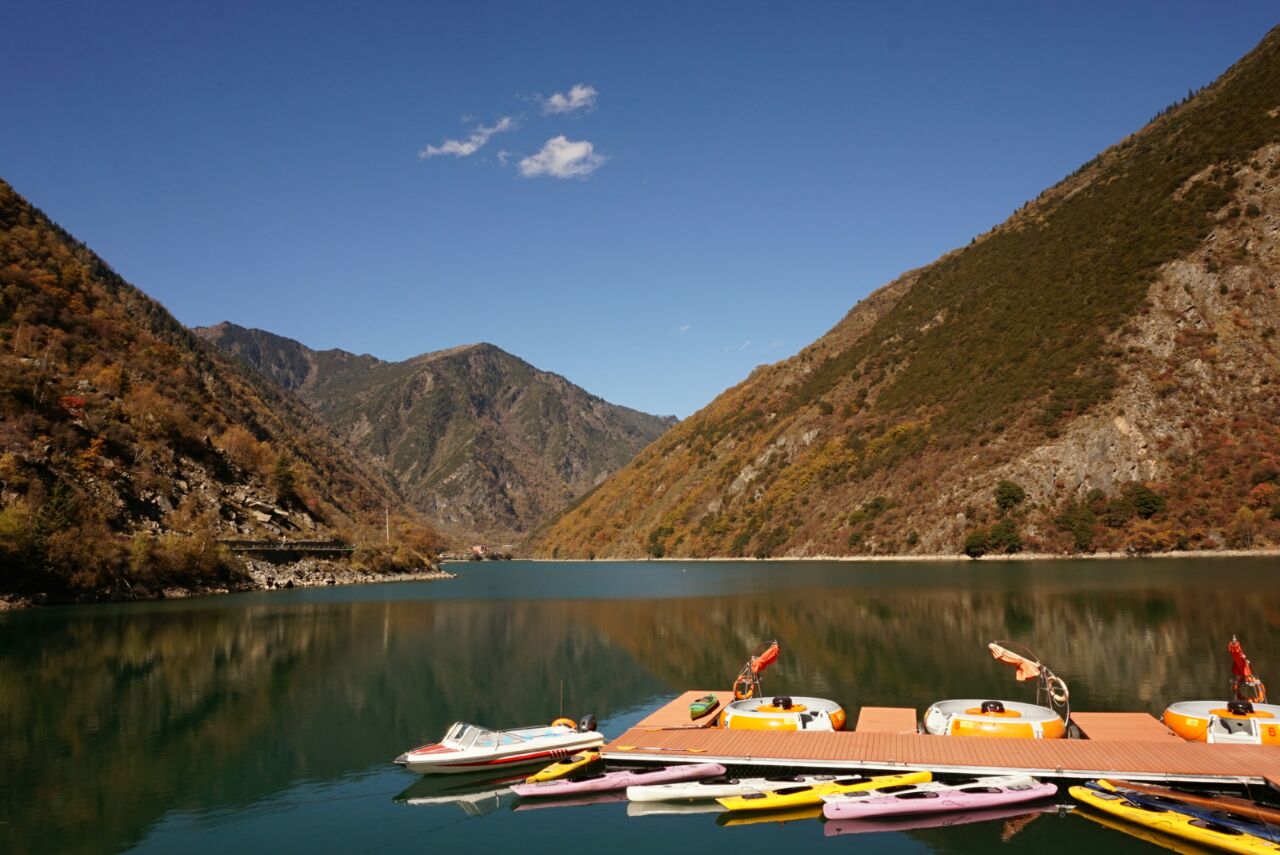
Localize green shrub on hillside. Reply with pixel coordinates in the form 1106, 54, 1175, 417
782, 33, 1280, 441
1127, 483, 1167, 519
994, 480, 1026, 513
963, 528, 989, 559
988, 518, 1023, 554
1054, 500, 1097, 552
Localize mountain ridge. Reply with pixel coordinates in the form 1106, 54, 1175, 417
535, 24, 1280, 560
196, 322, 677, 543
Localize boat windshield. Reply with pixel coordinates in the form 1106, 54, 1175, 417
441, 722, 519, 749
442, 723, 496, 749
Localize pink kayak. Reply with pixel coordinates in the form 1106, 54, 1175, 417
511, 762, 726, 798
822, 776, 1057, 820
825, 802, 1062, 836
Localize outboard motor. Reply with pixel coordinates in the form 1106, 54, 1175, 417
577, 713, 598, 733
1227, 700, 1254, 716
772, 696, 794, 710
980, 700, 1006, 714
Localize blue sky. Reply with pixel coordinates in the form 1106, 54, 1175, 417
2, 2, 1277, 417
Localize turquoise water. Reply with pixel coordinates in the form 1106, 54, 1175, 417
3, 557, 1279, 853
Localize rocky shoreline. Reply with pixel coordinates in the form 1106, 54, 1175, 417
527, 547, 1280, 562
240, 558, 456, 590
0, 558, 456, 611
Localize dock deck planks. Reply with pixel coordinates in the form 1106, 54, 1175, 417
1070, 712, 1182, 742
855, 706, 918, 734
604, 692, 1280, 785
633, 690, 735, 729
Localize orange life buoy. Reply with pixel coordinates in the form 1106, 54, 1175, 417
733, 678, 754, 700
550, 717, 576, 729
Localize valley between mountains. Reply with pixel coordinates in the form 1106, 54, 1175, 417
195, 323, 675, 544
4, 27, 1280, 606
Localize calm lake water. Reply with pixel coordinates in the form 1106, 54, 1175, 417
3, 557, 1279, 854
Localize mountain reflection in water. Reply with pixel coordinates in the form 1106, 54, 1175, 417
2, 557, 1276, 853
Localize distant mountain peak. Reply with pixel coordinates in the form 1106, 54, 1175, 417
199, 323, 676, 543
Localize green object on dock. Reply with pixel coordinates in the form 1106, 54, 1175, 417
689, 694, 720, 720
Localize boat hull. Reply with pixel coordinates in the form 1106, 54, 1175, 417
1162, 700, 1280, 745
720, 696, 847, 731
716, 771, 931, 812
689, 694, 720, 720
922, 699, 1065, 739
525, 749, 602, 783
1071, 786, 1279, 855
395, 729, 604, 775
627, 774, 842, 803
1108, 779, 1280, 826
1094, 781, 1280, 844
822, 776, 1056, 820
825, 803, 1062, 837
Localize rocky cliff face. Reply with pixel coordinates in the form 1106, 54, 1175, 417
535, 25, 1280, 559
197, 325, 677, 543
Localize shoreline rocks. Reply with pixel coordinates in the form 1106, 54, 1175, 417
240, 558, 456, 590
0, 559, 456, 610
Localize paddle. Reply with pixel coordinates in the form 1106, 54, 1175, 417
613, 744, 708, 754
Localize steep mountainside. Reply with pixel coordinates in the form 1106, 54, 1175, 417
0, 180, 439, 598
536, 25, 1280, 559
197, 323, 676, 542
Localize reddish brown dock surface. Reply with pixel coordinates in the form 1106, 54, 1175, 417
1069, 711, 1182, 742
605, 693, 1280, 786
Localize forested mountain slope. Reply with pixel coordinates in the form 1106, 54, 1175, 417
197, 323, 676, 543
536, 25, 1280, 559
0, 180, 439, 599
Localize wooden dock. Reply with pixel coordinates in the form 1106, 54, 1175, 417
854, 706, 918, 734
1069, 711, 1182, 742
604, 693, 1280, 787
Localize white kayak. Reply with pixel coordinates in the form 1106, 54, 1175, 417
395, 720, 604, 775
627, 801, 726, 818
512, 762, 726, 798
627, 774, 845, 803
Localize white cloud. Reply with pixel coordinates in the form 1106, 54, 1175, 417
519, 136, 607, 179
419, 117, 515, 159
497, 149, 513, 166
678, 324, 691, 333
543, 83, 598, 114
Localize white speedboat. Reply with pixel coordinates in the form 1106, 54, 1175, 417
395, 719, 604, 775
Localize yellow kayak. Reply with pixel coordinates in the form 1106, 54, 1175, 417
716, 771, 931, 812
1070, 786, 1280, 855
1075, 806, 1221, 855
524, 750, 602, 783
717, 806, 822, 827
